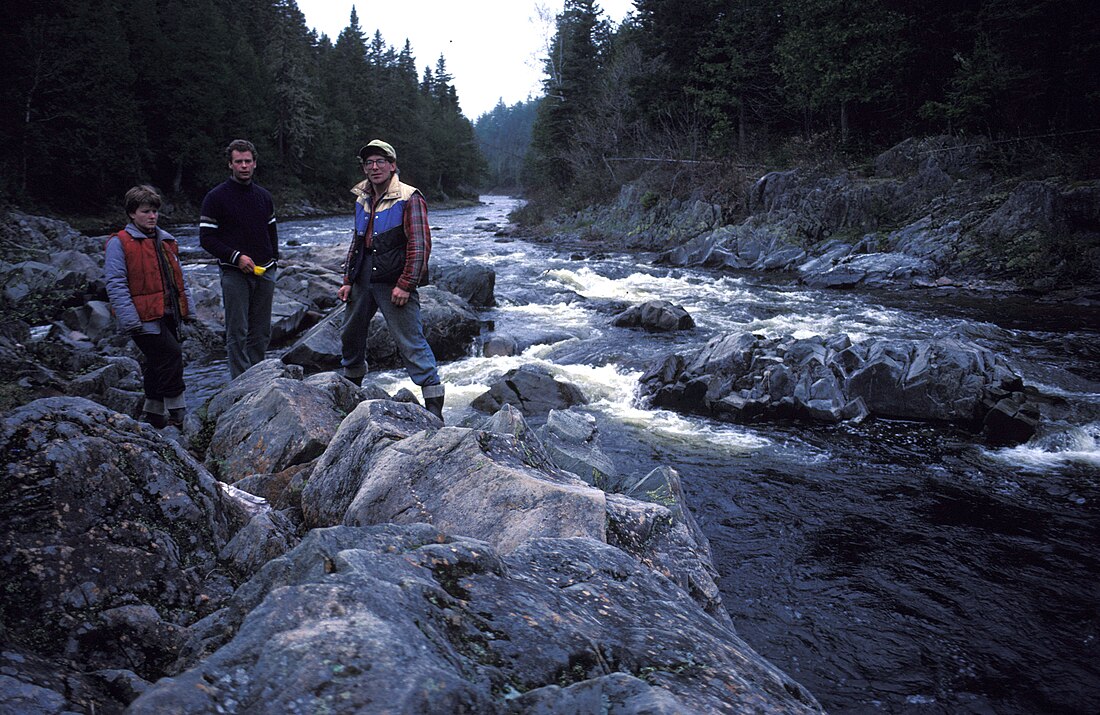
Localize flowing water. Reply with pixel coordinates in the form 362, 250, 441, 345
179, 196, 1100, 714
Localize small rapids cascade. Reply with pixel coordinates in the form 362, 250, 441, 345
174, 196, 1099, 714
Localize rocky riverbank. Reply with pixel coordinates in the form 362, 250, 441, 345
0, 209, 485, 412
0, 209, 827, 712
2, 143, 1094, 711
532, 135, 1100, 303
1, 366, 824, 713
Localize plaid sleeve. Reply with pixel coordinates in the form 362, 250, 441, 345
398, 193, 431, 291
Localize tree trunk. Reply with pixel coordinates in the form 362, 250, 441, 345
840, 101, 849, 143
739, 99, 746, 152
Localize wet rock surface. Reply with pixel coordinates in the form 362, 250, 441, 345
641, 332, 1045, 444
129, 525, 820, 715
1, 370, 818, 713
471, 364, 590, 419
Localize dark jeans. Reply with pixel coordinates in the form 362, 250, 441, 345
132, 317, 184, 402
340, 275, 440, 387
220, 266, 275, 379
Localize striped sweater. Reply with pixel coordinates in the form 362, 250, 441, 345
199, 179, 279, 268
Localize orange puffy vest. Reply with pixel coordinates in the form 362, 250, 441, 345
110, 229, 190, 322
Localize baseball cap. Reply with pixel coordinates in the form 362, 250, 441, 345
357, 140, 396, 162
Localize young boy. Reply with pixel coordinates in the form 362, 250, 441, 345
104, 185, 193, 428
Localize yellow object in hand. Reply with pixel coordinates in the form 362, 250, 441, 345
253, 265, 266, 276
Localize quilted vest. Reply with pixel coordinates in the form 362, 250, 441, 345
109, 229, 190, 321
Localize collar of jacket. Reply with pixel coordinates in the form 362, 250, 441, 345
123, 223, 174, 242
351, 173, 401, 204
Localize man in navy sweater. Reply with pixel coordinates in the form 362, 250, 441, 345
199, 139, 279, 379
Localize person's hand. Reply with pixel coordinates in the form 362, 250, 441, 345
391, 286, 410, 306
237, 254, 256, 273
337, 284, 351, 302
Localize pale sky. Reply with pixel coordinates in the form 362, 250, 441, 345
296, 1, 636, 120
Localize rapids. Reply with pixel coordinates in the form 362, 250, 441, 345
178, 195, 1100, 714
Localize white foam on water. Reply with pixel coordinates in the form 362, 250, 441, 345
542, 266, 754, 305
541, 266, 654, 300
617, 406, 775, 453
374, 356, 773, 455
548, 362, 774, 453
983, 422, 1100, 470
494, 302, 593, 331
1024, 380, 1100, 401
857, 306, 908, 327
477, 248, 543, 266
740, 315, 857, 340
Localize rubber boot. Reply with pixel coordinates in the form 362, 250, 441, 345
422, 384, 445, 423
424, 396, 444, 422
142, 411, 168, 429
143, 398, 167, 429
166, 394, 186, 428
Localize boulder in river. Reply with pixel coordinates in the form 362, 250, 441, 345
306, 399, 729, 625
533, 408, 618, 486
611, 299, 696, 331
205, 363, 367, 482
471, 363, 589, 418
799, 252, 937, 289
641, 332, 1043, 444
482, 333, 519, 357
67, 354, 145, 417
0, 354, 822, 715
301, 398, 440, 528
281, 286, 481, 372
433, 259, 496, 307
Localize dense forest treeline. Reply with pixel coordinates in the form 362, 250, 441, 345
2, 0, 1098, 223
0, 0, 485, 219
505, 0, 1100, 215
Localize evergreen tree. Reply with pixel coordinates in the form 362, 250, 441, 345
919, 0, 1100, 135
476, 99, 539, 190
419, 55, 485, 197
315, 7, 371, 191
775, 0, 908, 140
390, 40, 431, 178
629, 0, 721, 129
686, 0, 784, 153
8, 0, 1095, 217
4, 0, 146, 206
527, 0, 609, 200
138, 0, 236, 196
265, 0, 321, 166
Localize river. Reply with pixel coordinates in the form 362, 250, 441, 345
179, 195, 1100, 714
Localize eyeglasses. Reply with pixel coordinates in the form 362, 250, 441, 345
360, 158, 391, 167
